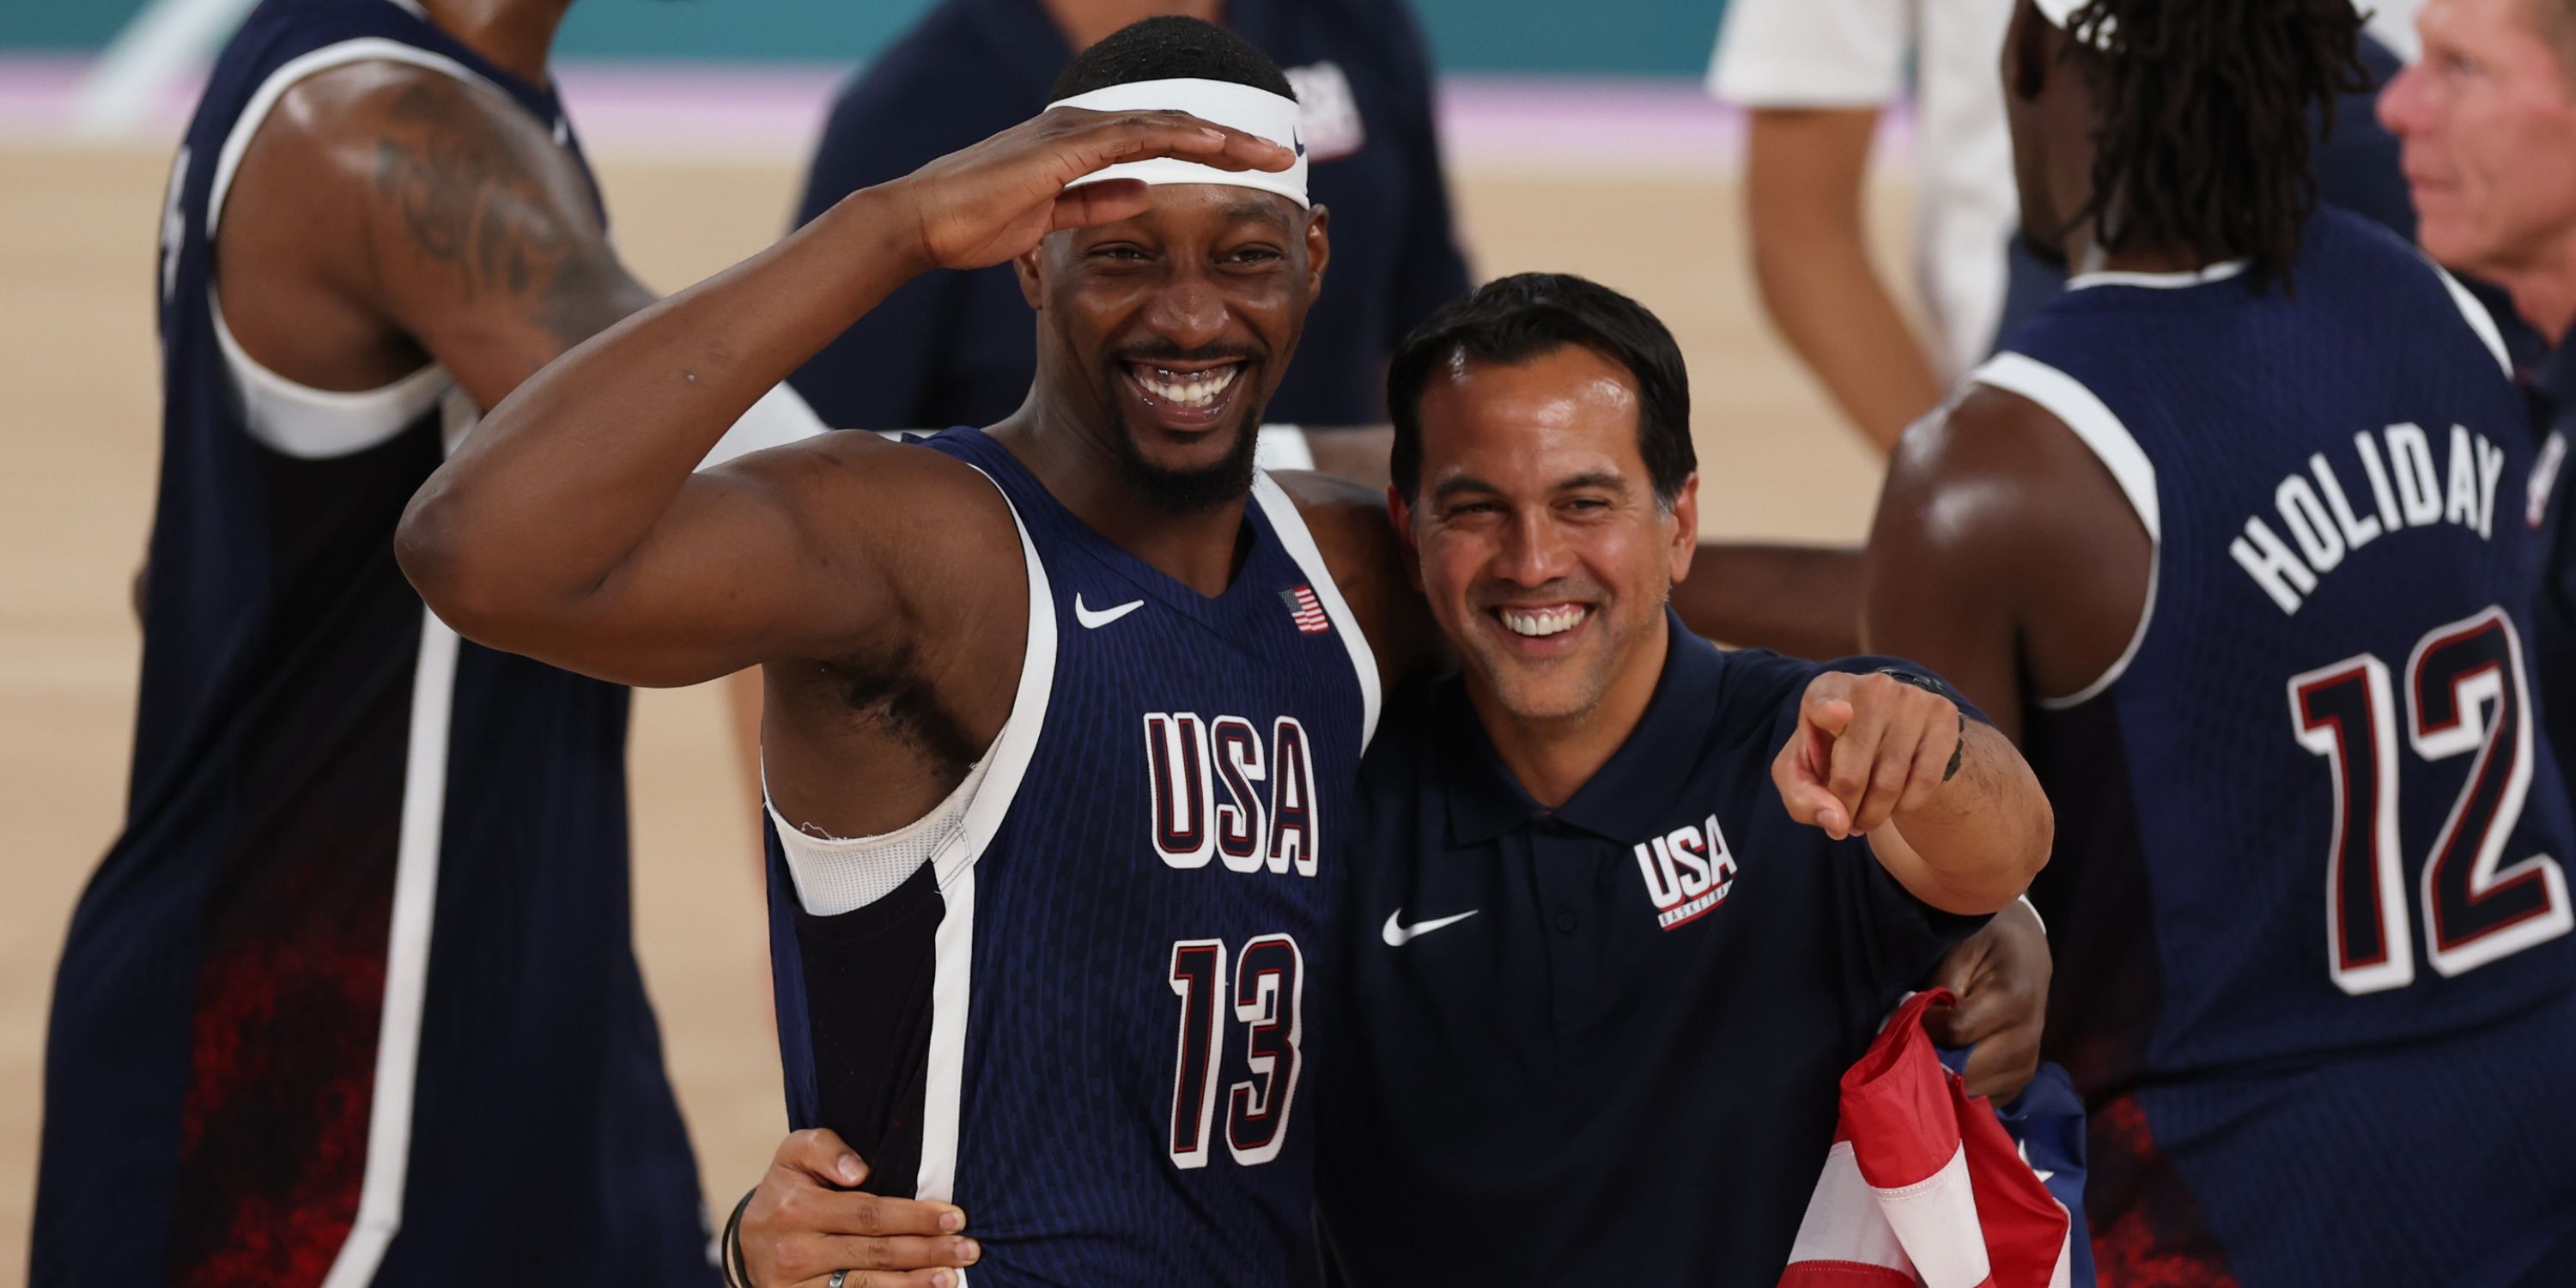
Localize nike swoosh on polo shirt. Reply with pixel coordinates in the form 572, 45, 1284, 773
1382, 908, 1479, 946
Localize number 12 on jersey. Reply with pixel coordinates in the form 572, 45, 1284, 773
1167, 933, 1304, 1169
2288, 606, 2573, 994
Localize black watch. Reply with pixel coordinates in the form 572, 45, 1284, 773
1871, 666, 1948, 697
1873, 667, 1966, 781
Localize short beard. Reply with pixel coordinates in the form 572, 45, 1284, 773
1110, 413, 1265, 515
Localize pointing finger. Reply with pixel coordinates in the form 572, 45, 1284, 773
1774, 737, 1851, 837
1826, 695, 1890, 824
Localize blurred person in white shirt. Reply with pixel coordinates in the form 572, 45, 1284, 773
1708, 0, 2433, 453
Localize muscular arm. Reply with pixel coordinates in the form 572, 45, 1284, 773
394, 106, 1292, 688
221, 64, 658, 410
1744, 108, 1947, 453
394, 175, 997, 688
223, 64, 827, 824
1856, 386, 2151, 744
1672, 540, 1865, 659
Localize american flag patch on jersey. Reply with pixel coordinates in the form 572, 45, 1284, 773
1280, 584, 1331, 634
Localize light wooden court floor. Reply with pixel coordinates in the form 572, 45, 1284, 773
0, 142, 1906, 1273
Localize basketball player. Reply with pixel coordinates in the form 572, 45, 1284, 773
1848, 0, 2576, 1282
399, 21, 1410, 1285
396, 20, 2057, 1285
788, 0, 1469, 487
31, 0, 841, 1283
1711, 0, 2438, 454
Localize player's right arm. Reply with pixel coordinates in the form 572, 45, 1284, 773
1710, 0, 1943, 454
1742, 107, 1947, 453
394, 107, 1295, 685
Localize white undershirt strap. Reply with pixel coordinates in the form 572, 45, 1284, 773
769, 460, 1058, 915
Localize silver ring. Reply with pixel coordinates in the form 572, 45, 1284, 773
829, 1273, 849, 1288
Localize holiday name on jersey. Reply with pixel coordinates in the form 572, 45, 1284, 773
2230, 422, 2508, 614
1145, 713, 1321, 875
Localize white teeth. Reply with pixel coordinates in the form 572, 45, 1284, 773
1133, 365, 1239, 410
1499, 605, 1587, 637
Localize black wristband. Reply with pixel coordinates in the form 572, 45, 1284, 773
1871, 666, 1949, 698
723, 1188, 757, 1288
1874, 668, 1966, 781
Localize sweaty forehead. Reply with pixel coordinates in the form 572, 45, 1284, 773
1419, 347, 1647, 481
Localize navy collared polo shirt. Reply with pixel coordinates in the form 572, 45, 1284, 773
1315, 613, 1987, 1285
787, 0, 1471, 433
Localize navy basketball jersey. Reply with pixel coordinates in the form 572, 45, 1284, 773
1984, 207, 2576, 1287
34, 3, 708, 1285
762, 428, 1377, 1286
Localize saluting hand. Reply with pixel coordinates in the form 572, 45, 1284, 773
887, 107, 1294, 272
737, 1129, 979, 1288
1772, 671, 1965, 841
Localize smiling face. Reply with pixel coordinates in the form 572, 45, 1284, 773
2381, 0, 2576, 289
1023, 184, 1328, 513
1396, 343, 1698, 726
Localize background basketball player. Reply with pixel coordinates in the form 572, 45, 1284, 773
1850, 0, 2576, 1281
31, 0, 846, 1282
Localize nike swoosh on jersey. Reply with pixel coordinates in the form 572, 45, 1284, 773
1382, 908, 1479, 946
1074, 594, 1145, 629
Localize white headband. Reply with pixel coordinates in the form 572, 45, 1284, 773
2032, 0, 2116, 49
1045, 76, 1309, 210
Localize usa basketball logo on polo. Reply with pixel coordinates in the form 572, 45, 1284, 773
1633, 813, 1739, 930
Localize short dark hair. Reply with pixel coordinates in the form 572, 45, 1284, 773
1049, 16, 1296, 101
1388, 273, 1695, 507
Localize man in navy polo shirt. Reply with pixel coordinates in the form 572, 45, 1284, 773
1315, 273, 2057, 1285
788, 0, 1469, 480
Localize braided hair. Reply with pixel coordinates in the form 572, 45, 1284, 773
2063, 0, 2370, 286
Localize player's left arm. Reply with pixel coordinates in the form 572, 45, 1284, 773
1835, 386, 2145, 1094
349, 70, 829, 459
1672, 540, 1866, 659
1771, 667, 2051, 914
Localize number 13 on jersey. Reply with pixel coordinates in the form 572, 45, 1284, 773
2288, 605, 2574, 994
1166, 933, 1304, 1169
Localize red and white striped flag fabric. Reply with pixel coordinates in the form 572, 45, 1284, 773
1281, 584, 1331, 634
1779, 988, 2074, 1288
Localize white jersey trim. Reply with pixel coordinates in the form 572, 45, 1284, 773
917, 863, 975, 1224
2065, 258, 2249, 292
203, 38, 508, 459
766, 462, 1056, 910
2431, 264, 2516, 380
1968, 352, 2161, 710
208, 300, 449, 459
1249, 469, 1383, 748
318, 609, 459, 1288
